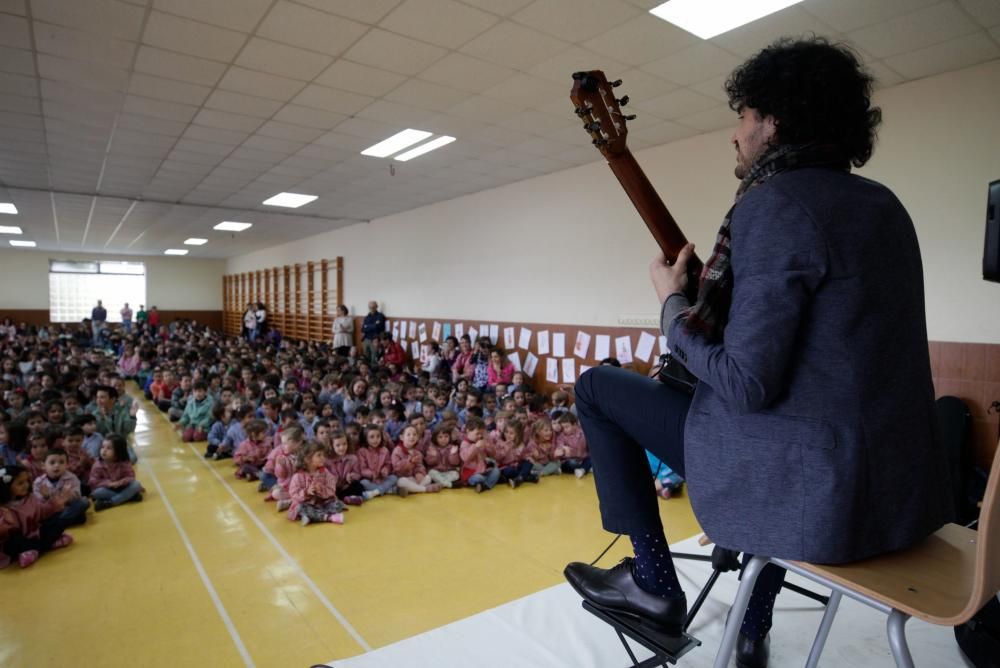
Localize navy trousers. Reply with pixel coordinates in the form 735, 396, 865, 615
575, 366, 785, 633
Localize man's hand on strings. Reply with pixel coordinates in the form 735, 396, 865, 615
649, 243, 695, 303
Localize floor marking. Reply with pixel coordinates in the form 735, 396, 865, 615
143, 459, 256, 667
184, 442, 372, 653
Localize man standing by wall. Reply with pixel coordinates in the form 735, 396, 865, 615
90, 300, 107, 346
361, 301, 386, 364
120, 302, 133, 334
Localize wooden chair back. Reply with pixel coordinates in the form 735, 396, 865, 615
966, 440, 1000, 621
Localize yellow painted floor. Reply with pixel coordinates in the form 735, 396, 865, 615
1, 395, 702, 668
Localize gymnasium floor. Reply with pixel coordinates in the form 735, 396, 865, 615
0, 394, 701, 668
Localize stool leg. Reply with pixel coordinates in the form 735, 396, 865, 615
804, 589, 841, 668
712, 555, 768, 668
886, 609, 915, 668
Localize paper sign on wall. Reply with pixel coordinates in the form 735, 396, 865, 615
553, 332, 566, 357
489, 324, 499, 345
432, 322, 442, 342
580, 364, 592, 375
561, 358, 576, 383
418, 323, 428, 342
480, 324, 489, 341
545, 358, 559, 383
503, 327, 515, 350
659, 335, 668, 356
615, 335, 634, 364
409, 321, 417, 339
469, 327, 478, 342
443, 323, 452, 339
455, 323, 464, 339
524, 353, 538, 377
519, 327, 532, 350
635, 331, 656, 362
385, 320, 391, 332
574, 331, 592, 359
392, 323, 399, 341
420, 344, 429, 365
595, 335, 611, 360
411, 341, 420, 359
509, 351, 522, 372
537, 330, 550, 356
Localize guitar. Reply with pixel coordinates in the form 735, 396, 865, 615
571, 70, 701, 393
569, 70, 703, 301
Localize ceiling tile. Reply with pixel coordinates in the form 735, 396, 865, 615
35, 22, 137, 67
512, 0, 640, 42
0, 0, 25, 16
193, 108, 265, 133
235, 37, 334, 81
633, 87, 718, 119
0, 71, 36, 98
0, 13, 30, 50
457, 0, 533, 15
272, 104, 347, 130
33, 0, 145, 40
134, 46, 226, 87
142, 10, 248, 62
480, 72, 563, 107
354, 99, 436, 126
217, 67, 306, 102
257, 1, 369, 57
865, 60, 905, 89
495, 109, 575, 137
173, 137, 234, 157
418, 52, 515, 94
448, 94, 526, 124
343, 28, 448, 75
123, 94, 199, 123
292, 0, 402, 24
641, 42, 744, 87
629, 118, 699, 145
689, 74, 729, 103
37, 54, 129, 92
848, 2, 981, 59
583, 13, 697, 66
883, 31, 1000, 80
182, 124, 248, 146
0, 45, 34, 75
333, 116, 402, 140
800, 0, 940, 33
709, 7, 840, 57
128, 72, 211, 106
255, 120, 325, 143
380, 0, 498, 49
204, 89, 284, 119
152, 0, 272, 32
383, 79, 470, 112
242, 135, 306, 154
460, 21, 570, 70
315, 60, 407, 97
675, 104, 736, 133
959, 0, 1000, 27
292, 84, 375, 115
0, 94, 38, 114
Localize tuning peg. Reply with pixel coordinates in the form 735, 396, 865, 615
624, 114, 636, 121
587, 121, 601, 132
618, 95, 629, 106
611, 79, 622, 88
592, 138, 607, 147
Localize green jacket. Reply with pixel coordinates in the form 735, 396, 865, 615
92, 404, 136, 436
180, 396, 215, 430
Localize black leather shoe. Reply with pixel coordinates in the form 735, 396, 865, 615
736, 631, 769, 668
564, 557, 686, 634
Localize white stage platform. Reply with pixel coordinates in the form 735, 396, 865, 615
326, 536, 969, 667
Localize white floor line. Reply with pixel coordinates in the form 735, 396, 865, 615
143, 460, 256, 668
184, 442, 373, 653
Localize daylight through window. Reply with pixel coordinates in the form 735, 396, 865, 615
49, 260, 147, 323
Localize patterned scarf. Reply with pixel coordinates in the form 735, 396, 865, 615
682, 143, 848, 341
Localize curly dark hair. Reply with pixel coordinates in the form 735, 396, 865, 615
725, 36, 881, 168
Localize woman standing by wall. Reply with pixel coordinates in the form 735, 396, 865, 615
332, 305, 353, 357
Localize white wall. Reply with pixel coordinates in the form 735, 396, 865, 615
0, 249, 225, 310
228, 59, 1000, 343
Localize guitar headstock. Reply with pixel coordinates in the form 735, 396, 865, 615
570, 70, 635, 159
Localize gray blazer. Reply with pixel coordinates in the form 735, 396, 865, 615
668, 168, 952, 564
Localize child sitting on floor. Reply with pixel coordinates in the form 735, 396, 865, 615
0, 464, 75, 569
262, 426, 303, 510
526, 417, 561, 478
391, 425, 442, 496
553, 413, 591, 478
234, 419, 270, 481
424, 425, 460, 489
33, 448, 89, 525
89, 434, 143, 511
177, 380, 214, 442
288, 441, 345, 526
358, 425, 397, 500
326, 430, 363, 505
460, 417, 500, 493
204, 403, 231, 458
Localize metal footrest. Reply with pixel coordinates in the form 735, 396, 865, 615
582, 600, 701, 667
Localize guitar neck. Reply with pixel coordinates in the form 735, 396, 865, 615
606, 149, 704, 279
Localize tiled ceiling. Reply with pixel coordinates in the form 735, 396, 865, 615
0, 0, 997, 258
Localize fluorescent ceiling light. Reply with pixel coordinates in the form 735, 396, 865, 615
0, 225, 22, 234
163, 249, 188, 255
214, 221, 253, 232
0, 203, 17, 214
262, 192, 318, 208
394, 136, 457, 162
184, 238, 208, 245
649, 0, 805, 39
9, 240, 35, 247
361, 129, 433, 158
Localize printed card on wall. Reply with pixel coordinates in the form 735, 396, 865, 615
480, 324, 489, 341
418, 323, 428, 342
503, 327, 515, 350
538, 330, 550, 355
553, 332, 566, 357
635, 331, 656, 362
524, 353, 539, 377
615, 335, 634, 364
574, 331, 592, 359
545, 358, 559, 383
580, 364, 592, 375
509, 351, 522, 372
561, 358, 576, 383
409, 321, 417, 339
519, 327, 532, 350
455, 323, 464, 338
489, 324, 499, 345
411, 341, 420, 359
392, 323, 399, 341
443, 323, 452, 339
659, 336, 669, 355
385, 320, 391, 332
595, 334, 611, 360
469, 327, 478, 342
420, 344, 429, 365
432, 322, 442, 342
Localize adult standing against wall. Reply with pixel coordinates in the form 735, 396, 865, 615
120, 302, 133, 334
147, 306, 159, 330
135, 305, 147, 332
332, 305, 354, 356
255, 302, 267, 338
90, 300, 107, 346
243, 303, 258, 342
361, 301, 385, 364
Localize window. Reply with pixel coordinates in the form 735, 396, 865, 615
49, 260, 146, 323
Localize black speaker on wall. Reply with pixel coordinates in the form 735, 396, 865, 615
985, 180, 1000, 283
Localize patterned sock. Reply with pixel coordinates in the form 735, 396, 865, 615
629, 531, 683, 598
739, 561, 785, 640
